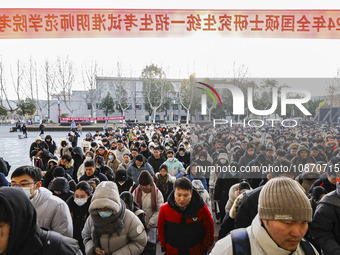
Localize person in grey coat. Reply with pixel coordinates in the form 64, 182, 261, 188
126, 154, 155, 184
11, 166, 73, 237
82, 181, 147, 255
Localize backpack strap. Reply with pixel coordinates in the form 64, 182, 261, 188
231, 228, 251, 255
300, 239, 316, 255
42, 230, 62, 255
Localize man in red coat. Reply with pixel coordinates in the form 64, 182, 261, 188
158, 177, 214, 254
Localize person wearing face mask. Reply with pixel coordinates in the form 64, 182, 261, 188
114, 169, 137, 194
10, 166, 73, 237
58, 139, 72, 158
82, 181, 147, 255
175, 146, 191, 169
163, 150, 185, 178
77, 151, 95, 181
95, 155, 114, 181
106, 150, 121, 175
133, 171, 164, 254
67, 181, 92, 254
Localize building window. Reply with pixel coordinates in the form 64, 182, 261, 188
136, 104, 142, 110
128, 105, 132, 110
145, 115, 149, 122
87, 103, 92, 110
173, 104, 178, 110
199, 115, 205, 120
155, 115, 160, 121
174, 115, 178, 121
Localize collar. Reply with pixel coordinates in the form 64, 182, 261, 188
250, 215, 301, 255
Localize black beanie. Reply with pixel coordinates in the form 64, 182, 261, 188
116, 170, 128, 182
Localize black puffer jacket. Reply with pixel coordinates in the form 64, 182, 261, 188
72, 147, 85, 182
311, 182, 340, 254
48, 177, 74, 202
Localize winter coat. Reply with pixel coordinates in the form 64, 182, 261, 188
79, 168, 109, 183
192, 180, 212, 214
29, 141, 49, 158
211, 214, 319, 255
311, 182, 340, 254
154, 172, 175, 201
147, 154, 166, 173
234, 185, 263, 229
238, 152, 256, 167
158, 189, 214, 255
114, 146, 131, 162
126, 158, 155, 184
175, 151, 191, 169
107, 153, 121, 175
132, 186, 164, 227
114, 177, 137, 194
72, 147, 85, 182
45, 135, 57, 155
58, 158, 75, 178
163, 158, 185, 178
58, 142, 72, 158
82, 182, 147, 255
291, 145, 317, 167
67, 195, 91, 254
31, 187, 73, 237
309, 177, 336, 194
97, 165, 115, 181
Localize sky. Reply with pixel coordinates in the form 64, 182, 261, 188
0, 1, 339, 99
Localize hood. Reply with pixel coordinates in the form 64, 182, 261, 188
35, 136, 42, 142
48, 177, 70, 193
0, 173, 8, 187
58, 158, 74, 169
47, 158, 58, 166
45, 135, 52, 141
0, 187, 43, 255
297, 145, 310, 156
288, 143, 300, 151
107, 150, 117, 160
198, 150, 208, 158
148, 142, 155, 150
72, 146, 84, 157
192, 179, 205, 191
89, 181, 121, 214
218, 152, 228, 160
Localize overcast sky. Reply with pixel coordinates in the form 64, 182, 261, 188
0, 0, 339, 99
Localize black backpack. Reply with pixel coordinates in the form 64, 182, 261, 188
39, 229, 83, 255
231, 228, 315, 255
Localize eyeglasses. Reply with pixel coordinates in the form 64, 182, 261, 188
11, 182, 35, 188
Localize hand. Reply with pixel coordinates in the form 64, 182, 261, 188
146, 224, 151, 232
95, 247, 107, 255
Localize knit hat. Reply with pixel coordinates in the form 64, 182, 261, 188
258, 177, 312, 222
115, 170, 128, 182
138, 170, 154, 186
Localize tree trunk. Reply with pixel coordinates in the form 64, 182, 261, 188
153, 108, 156, 123
186, 109, 190, 124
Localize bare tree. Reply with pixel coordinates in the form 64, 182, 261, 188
110, 63, 131, 121
11, 59, 24, 106
41, 59, 54, 120
178, 74, 196, 124
82, 61, 102, 119
53, 55, 76, 116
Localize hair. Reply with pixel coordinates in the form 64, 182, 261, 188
239, 180, 251, 191
90, 142, 97, 147
159, 164, 168, 172
135, 154, 144, 162
61, 154, 72, 162
123, 153, 131, 158
174, 177, 193, 191
131, 148, 139, 153
88, 178, 100, 186
12, 166, 42, 182
84, 160, 95, 168
52, 166, 65, 178
85, 151, 94, 158
153, 146, 160, 151
271, 159, 295, 178
75, 181, 92, 196
166, 150, 174, 155
120, 191, 134, 210
0, 203, 9, 223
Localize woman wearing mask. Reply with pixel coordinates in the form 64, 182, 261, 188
95, 155, 115, 181
133, 170, 164, 255
77, 151, 95, 181
67, 181, 92, 254
154, 164, 175, 201
82, 181, 147, 255
107, 151, 121, 175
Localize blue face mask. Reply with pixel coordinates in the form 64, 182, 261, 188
98, 210, 113, 218
230, 172, 237, 177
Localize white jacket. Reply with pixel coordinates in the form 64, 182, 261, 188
210, 215, 319, 255
133, 188, 164, 227
31, 187, 73, 237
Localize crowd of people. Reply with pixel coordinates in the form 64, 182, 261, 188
0, 122, 340, 254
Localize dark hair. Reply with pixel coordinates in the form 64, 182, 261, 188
174, 177, 193, 191
12, 166, 42, 182
84, 160, 95, 168
123, 153, 131, 158
135, 154, 144, 162
166, 150, 174, 155
85, 151, 94, 158
88, 178, 100, 186
75, 181, 92, 196
120, 191, 134, 210
131, 148, 139, 153
52, 166, 65, 178
239, 180, 251, 191
271, 159, 295, 178
311, 186, 327, 201
91, 142, 97, 147
0, 203, 9, 223
61, 154, 72, 162
153, 146, 160, 151
159, 164, 168, 172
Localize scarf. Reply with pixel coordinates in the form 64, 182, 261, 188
156, 174, 169, 195
135, 185, 158, 212
91, 200, 126, 249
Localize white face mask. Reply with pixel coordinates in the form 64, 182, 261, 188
165, 146, 170, 150
168, 157, 174, 161
220, 159, 227, 164
21, 187, 32, 199
86, 157, 92, 161
74, 198, 87, 207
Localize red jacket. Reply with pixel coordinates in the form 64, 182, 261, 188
158, 189, 214, 255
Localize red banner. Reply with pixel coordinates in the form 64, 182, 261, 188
61, 116, 125, 121
0, 9, 340, 39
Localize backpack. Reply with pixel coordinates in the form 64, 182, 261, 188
39, 228, 83, 255
230, 228, 315, 255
